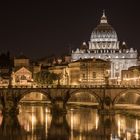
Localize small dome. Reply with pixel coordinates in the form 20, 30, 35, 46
90, 11, 118, 42
121, 41, 127, 49
80, 42, 88, 50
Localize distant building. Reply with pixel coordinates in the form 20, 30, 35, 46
38, 55, 71, 66
33, 64, 41, 74
12, 67, 33, 86
38, 56, 54, 66
14, 55, 30, 67
64, 55, 71, 64
12, 54, 33, 86
48, 64, 68, 85
48, 58, 110, 85
122, 66, 140, 85
71, 11, 138, 85
68, 58, 110, 85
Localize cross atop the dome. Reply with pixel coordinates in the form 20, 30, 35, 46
100, 10, 108, 24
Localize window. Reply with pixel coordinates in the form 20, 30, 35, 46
83, 74, 86, 79
125, 74, 128, 78
82, 63, 86, 67
93, 72, 96, 78
115, 72, 119, 77
21, 75, 26, 80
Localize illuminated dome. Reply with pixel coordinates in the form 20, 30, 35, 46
90, 11, 118, 42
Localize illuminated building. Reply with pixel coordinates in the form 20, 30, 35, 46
121, 66, 140, 85
12, 55, 33, 86
48, 58, 110, 85
68, 58, 110, 85
14, 55, 30, 67
49, 65, 68, 85
12, 67, 33, 86
71, 11, 138, 84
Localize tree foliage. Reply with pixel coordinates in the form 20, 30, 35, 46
34, 70, 60, 85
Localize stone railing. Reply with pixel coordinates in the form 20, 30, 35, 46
0, 84, 140, 89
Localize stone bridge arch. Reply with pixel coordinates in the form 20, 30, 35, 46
0, 88, 55, 114
65, 89, 102, 105
16, 89, 53, 105
112, 89, 140, 105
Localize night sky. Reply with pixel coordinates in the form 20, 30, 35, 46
0, 0, 140, 59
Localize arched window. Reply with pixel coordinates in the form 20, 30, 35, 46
21, 75, 26, 80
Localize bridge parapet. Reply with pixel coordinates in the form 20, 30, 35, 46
1, 84, 140, 89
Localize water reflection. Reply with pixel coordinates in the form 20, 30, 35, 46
67, 108, 98, 134
18, 105, 52, 140
115, 114, 140, 139
67, 108, 117, 140
0, 105, 140, 139
47, 114, 69, 140
0, 114, 22, 140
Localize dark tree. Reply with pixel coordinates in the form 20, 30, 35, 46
34, 70, 60, 85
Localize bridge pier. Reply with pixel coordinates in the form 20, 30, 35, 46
0, 114, 21, 138
51, 99, 66, 114
47, 113, 69, 139
3, 100, 19, 115
96, 114, 117, 138
2, 91, 19, 115
98, 96, 115, 115
98, 106, 115, 115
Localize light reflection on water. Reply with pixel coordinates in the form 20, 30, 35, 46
0, 106, 140, 140
18, 106, 52, 134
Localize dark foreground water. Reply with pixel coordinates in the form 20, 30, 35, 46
0, 105, 140, 140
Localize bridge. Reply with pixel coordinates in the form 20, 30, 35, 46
0, 85, 140, 114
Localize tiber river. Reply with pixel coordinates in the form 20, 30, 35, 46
0, 104, 140, 140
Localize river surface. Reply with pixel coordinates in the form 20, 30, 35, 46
0, 105, 140, 140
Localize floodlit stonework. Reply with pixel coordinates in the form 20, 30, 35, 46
122, 66, 140, 85
71, 11, 138, 85
68, 58, 110, 85
12, 67, 33, 86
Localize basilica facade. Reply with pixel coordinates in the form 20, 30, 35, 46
71, 12, 138, 84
